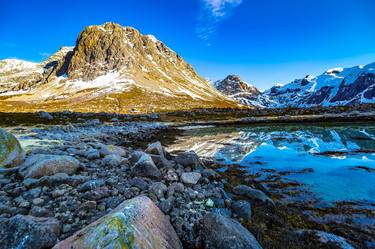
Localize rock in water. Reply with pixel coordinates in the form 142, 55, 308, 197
233, 185, 274, 205
0, 128, 25, 168
199, 213, 263, 249
0, 215, 61, 249
19, 154, 80, 179
53, 196, 182, 249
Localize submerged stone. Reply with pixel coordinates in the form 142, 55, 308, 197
53, 196, 182, 249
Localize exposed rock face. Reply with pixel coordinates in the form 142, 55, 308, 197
0, 215, 61, 249
0, 22, 238, 113
0, 128, 25, 168
19, 154, 80, 179
213, 75, 263, 107
53, 196, 182, 249
199, 213, 263, 249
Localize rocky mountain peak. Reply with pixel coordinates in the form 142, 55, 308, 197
215, 74, 260, 95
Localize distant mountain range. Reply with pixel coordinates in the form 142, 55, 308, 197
213, 62, 375, 108
0, 22, 238, 113
1, 22, 373, 113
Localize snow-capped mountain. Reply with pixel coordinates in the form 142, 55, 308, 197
0, 22, 238, 113
213, 75, 270, 107
264, 62, 375, 108
215, 62, 375, 108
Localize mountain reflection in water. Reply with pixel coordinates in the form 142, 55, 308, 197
168, 124, 375, 203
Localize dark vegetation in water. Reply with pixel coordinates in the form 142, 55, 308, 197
204, 162, 375, 249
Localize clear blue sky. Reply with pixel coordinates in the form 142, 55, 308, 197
1, 0, 374, 89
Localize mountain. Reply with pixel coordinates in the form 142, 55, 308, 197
213, 75, 269, 107
0, 22, 239, 113
215, 62, 375, 109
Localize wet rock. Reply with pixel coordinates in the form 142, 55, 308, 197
199, 213, 263, 249
201, 169, 219, 179
53, 196, 182, 249
0, 128, 25, 168
0, 215, 61, 249
232, 200, 251, 219
181, 172, 201, 185
131, 153, 161, 179
296, 230, 354, 249
175, 151, 200, 168
19, 154, 80, 179
233, 185, 274, 205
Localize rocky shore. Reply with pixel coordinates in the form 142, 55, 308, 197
0, 117, 364, 249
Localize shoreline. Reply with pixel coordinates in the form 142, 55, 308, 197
0, 118, 373, 248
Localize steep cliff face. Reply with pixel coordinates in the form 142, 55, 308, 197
0, 22, 239, 113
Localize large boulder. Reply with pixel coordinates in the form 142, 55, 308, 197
0, 215, 61, 249
131, 153, 161, 179
233, 185, 274, 205
199, 213, 263, 249
19, 154, 80, 179
0, 128, 25, 168
53, 196, 182, 249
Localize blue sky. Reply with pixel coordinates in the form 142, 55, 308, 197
0, 0, 374, 89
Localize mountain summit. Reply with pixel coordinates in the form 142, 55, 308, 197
0, 22, 238, 113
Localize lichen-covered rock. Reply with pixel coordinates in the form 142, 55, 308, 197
0, 128, 25, 168
0, 215, 61, 249
53, 196, 182, 249
19, 154, 80, 179
199, 213, 262, 249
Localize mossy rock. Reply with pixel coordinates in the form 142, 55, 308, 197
53, 196, 182, 249
0, 128, 25, 168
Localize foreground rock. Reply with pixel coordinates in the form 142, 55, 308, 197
53, 196, 182, 249
0, 215, 61, 249
198, 213, 263, 249
0, 128, 25, 168
19, 154, 80, 179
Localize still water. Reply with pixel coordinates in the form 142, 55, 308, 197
169, 123, 375, 203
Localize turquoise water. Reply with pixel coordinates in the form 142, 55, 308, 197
169, 124, 375, 203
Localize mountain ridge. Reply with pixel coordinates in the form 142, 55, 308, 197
0, 22, 240, 113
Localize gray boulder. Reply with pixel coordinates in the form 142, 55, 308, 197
131, 153, 161, 179
233, 185, 274, 205
0, 215, 61, 249
199, 213, 263, 249
175, 151, 200, 168
19, 154, 80, 179
0, 128, 25, 168
181, 172, 202, 185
